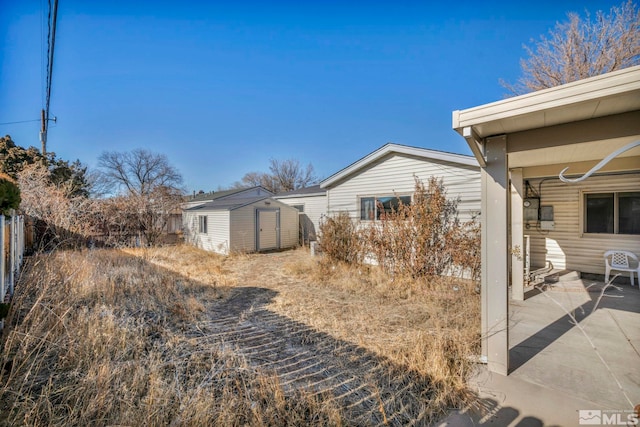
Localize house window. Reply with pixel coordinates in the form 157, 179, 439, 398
198, 215, 208, 234
360, 195, 411, 220
291, 204, 304, 213
585, 192, 640, 235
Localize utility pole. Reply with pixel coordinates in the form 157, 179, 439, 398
40, 109, 46, 155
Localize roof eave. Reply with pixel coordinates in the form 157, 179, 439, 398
452, 65, 640, 136
274, 192, 326, 199
184, 196, 271, 211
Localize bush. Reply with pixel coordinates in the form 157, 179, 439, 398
449, 217, 481, 282
318, 212, 364, 264
320, 177, 481, 280
17, 164, 94, 249
0, 173, 20, 215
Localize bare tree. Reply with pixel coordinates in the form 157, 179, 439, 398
98, 149, 183, 196
502, 0, 640, 95
236, 159, 317, 193
269, 159, 317, 192
97, 149, 184, 245
238, 171, 279, 193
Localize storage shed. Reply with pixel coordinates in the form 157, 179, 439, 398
183, 196, 299, 255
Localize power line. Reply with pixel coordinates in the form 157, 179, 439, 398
0, 119, 43, 126
42, 0, 59, 155
0, 117, 56, 126
40, 0, 46, 107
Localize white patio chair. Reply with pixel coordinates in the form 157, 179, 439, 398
604, 250, 640, 287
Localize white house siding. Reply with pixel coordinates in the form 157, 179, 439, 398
326, 153, 481, 222
278, 202, 300, 249
229, 205, 257, 253
183, 210, 230, 255
524, 172, 640, 275
275, 194, 327, 241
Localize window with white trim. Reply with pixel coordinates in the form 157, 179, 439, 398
584, 192, 640, 235
291, 204, 304, 212
198, 215, 208, 234
360, 195, 411, 221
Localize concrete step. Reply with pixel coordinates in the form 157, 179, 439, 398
543, 269, 581, 283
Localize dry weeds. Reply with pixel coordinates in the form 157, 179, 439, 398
1, 244, 479, 426
277, 250, 480, 414
0, 248, 343, 426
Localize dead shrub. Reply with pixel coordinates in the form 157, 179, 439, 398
319, 176, 481, 281
318, 212, 364, 264
366, 177, 460, 277
449, 217, 481, 282
18, 163, 95, 249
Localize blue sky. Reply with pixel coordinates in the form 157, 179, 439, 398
0, 0, 623, 192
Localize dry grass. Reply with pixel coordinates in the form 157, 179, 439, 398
278, 250, 480, 413
0, 248, 343, 426
121, 244, 232, 286
1, 244, 480, 426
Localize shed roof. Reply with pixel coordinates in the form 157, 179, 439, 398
185, 196, 270, 212
185, 186, 272, 203
320, 143, 477, 189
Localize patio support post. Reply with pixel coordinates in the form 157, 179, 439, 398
510, 168, 524, 301
481, 135, 509, 375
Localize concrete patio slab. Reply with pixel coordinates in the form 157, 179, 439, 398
439, 366, 610, 426
438, 279, 640, 426
510, 279, 640, 410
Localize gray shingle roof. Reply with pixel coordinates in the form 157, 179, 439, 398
184, 196, 270, 211
185, 186, 272, 203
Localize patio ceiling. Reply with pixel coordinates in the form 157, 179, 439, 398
508, 135, 640, 169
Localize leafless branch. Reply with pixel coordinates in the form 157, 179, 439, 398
97, 149, 183, 196
503, 0, 639, 95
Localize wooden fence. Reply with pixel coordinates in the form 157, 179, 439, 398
1, 214, 25, 304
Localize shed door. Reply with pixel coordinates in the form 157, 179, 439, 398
257, 209, 279, 251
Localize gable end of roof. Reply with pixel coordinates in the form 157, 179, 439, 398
320, 143, 477, 188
